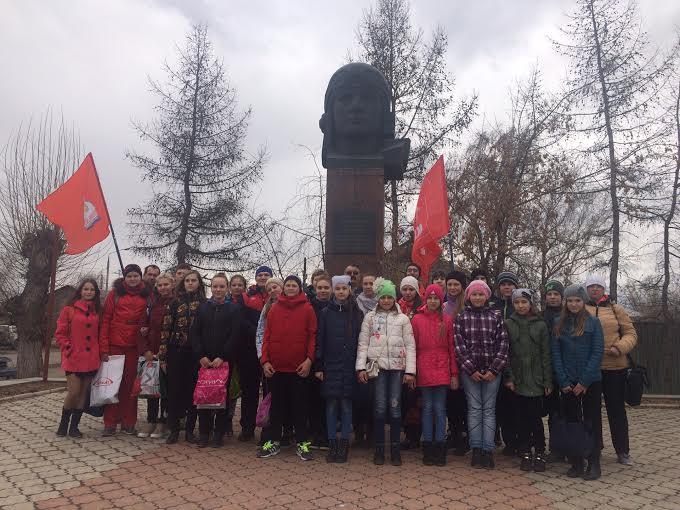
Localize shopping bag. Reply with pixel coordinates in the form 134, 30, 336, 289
138, 360, 161, 398
256, 393, 272, 428
83, 388, 104, 417
193, 365, 229, 409
90, 355, 125, 406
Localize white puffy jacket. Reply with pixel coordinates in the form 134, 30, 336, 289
356, 308, 416, 374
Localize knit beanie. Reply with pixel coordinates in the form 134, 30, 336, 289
446, 271, 467, 288
564, 284, 588, 303
497, 271, 519, 287
283, 275, 302, 291
544, 280, 565, 297
584, 274, 607, 290
511, 288, 533, 303
331, 275, 351, 289
465, 280, 492, 301
255, 265, 273, 277
470, 268, 488, 281
375, 277, 397, 299
424, 284, 445, 303
265, 277, 284, 291
400, 276, 420, 291
123, 264, 142, 277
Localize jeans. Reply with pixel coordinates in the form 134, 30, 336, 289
601, 369, 629, 454
462, 372, 501, 451
326, 398, 353, 440
373, 369, 404, 446
421, 386, 447, 442
515, 395, 545, 454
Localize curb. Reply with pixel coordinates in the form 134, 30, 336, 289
0, 386, 67, 405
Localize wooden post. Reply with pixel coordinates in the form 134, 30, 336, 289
41, 229, 59, 382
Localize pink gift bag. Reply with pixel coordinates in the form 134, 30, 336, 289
256, 392, 272, 428
193, 365, 229, 409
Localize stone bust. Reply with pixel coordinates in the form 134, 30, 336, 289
319, 63, 409, 179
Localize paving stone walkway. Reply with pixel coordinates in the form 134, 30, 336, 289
1, 391, 679, 509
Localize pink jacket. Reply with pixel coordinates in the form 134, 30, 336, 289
412, 308, 458, 387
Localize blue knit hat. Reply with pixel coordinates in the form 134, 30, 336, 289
255, 265, 273, 277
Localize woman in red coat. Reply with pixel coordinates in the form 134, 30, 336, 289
100, 264, 150, 436
54, 278, 102, 438
412, 284, 459, 466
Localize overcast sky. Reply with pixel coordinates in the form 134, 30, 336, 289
2, 0, 679, 276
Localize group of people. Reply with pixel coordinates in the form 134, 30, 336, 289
53, 260, 638, 482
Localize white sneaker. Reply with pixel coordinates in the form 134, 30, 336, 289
137, 423, 156, 438
150, 423, 167, 439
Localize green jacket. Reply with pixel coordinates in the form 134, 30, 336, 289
503, 313, 552, 397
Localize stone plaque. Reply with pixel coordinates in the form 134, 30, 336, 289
331, 212, 376, 254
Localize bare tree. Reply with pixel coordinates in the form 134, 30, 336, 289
352, 0, 477, 249
554, 0, 672, 301
0, 112, 91, 377
127, 24, 267, 270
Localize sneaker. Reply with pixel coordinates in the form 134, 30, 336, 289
617, 453, 633, 466
122, 427, 137, 435
297, 441, 314, 461
137, 423, 156, 438
533, 453, 547, 472
102, 428, 116, 437
150, 423, 167, 439
520, 452, 533, 471
256, 440, 281, 458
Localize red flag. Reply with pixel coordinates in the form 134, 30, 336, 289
36, 153, 111, 254
412, 156, 450, 281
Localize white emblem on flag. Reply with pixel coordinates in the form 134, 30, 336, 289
83, 200, 100, 230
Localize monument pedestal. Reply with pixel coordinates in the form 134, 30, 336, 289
325, 168, 384, 277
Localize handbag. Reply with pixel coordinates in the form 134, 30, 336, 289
550, 393, 594, 458
625, 354, 647, 406
256, 392, 272, 428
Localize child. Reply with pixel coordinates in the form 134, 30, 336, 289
259, 275, 317, 461
191, 273, 241, 448
54, 279, 102, 438
454, 280, 509, 469
315, 275, 364, 463
503, 289, 552, 472
430, 271, 447, 292
160, 270, 206, 444
551, 285, 604, 481
398, 276, 422, 319
309, 274, 332, 449
356, 278, 416, 466
411, 284, 458, 466
138, 273, 175, 439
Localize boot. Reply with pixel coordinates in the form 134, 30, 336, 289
567, 457, 584, 478
390, 443, 402, 466
471, 448, 483, 468
434, 442, 446, 467
326, 439, 338, 463
583, 455, 601, 481
336, 439, 349, 463
56, 408, 72, 437
373, 445, 385, 465
422, 441, 434, 466
68, 410, 83, 438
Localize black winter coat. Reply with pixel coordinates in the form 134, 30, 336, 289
493, 296, 515, 320
191, 299, 241, 362
233, 295, 261, 359
315, 298, 364, 398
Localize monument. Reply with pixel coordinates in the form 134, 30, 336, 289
320, 63, 410, 277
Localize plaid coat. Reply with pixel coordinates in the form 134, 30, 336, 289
454, 305, 509, 376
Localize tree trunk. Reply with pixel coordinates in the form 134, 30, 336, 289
16, 229, 56, 378
588, 0, 620, 302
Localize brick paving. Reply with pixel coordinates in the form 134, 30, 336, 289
1, 391, 679, 509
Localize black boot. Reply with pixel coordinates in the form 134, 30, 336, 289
583, 455, 601, 481
390, 443, 402, 466
56, 408, 72, 437
471, 448, 483, 468
326, 439, 338, 463
422, 441, 433, 465
567, 457, 584, 478
68, 410, 84, 438
336, 439, 349, 463
435, 442, 446, 467
373, 445, 385, 465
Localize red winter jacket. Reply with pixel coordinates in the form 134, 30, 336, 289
55, 300, 101, 373
100, 279, 150, 355
411, 308, 458, 387
141, 295, 172, 355
245, 285, 268, 312
261, 293, 317, 372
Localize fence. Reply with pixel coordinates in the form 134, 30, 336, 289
632, 321, 680, 396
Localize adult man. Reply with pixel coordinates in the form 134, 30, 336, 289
174, 263, 192, 285
344, 264, 361, 295
405, 262, 426, 296
246, 266, 273, 311
143, 265, 161, 287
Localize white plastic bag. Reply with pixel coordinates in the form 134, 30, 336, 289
90, 355, 125, 406
138, 359, 161, 398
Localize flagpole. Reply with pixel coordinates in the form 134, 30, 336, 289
42, 229, 60, 382
87, 153, 124, 273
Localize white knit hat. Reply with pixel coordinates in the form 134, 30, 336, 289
584, 274, 607, 290
400, 276, 420, 291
